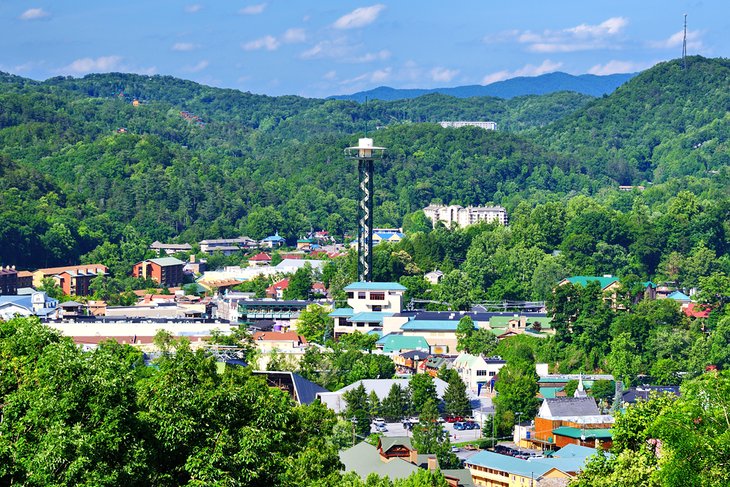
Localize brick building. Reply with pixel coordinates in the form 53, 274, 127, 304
31, 264, 108, 296
133, 257, 185, 287
0, 266, 18, 295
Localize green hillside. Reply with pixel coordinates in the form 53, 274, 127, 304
540, 56, 730, 183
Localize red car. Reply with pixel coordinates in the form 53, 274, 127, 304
444, 415, 464, 423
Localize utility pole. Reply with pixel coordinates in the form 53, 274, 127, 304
345, 138, 385, 282
682, 13, 688, 70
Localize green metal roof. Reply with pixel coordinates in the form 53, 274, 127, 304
344, 282, 407, 291
329, 307, 354, 318
565, 276, 619, 289
339, 441, 419, 480
540, 387, 564, 399
149, 257, 185, 266
377, 334, 429, 353
552, 427, 613, 439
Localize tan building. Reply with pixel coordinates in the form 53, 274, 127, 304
32, 264, 108, 296
423, 204, 507, 228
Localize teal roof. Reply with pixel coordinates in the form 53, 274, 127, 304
368, 329, 383, 338
401, 320, 462, 331
565, 276, 619, 289
667, 290, 691, 301
540, 387, 564, 399
348, 311, 395, 323
263, 234, 285, 242
553, 427, 613, 439
329, 307, 354, 318
643, 281, 656, 288
466, 451, 555, 478
377, 334, 429, 353
344, 282, 407, 291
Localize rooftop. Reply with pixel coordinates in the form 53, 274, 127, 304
348, 311, 395, 323
565, 276, 620, 289
552, 426, 613, 440
344, 282, 407, 291
148, 257, 186, 267
377, 334, 429, 353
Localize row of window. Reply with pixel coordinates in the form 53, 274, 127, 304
346, 291, 386, 300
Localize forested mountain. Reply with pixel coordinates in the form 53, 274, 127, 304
329, 72, 636, 101
539, 56, 730, 183
0, 57, 728, 272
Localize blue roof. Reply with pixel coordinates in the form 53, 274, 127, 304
344, 282, 407, 291
466, 451, 555, 478
348, 311, 395, 323
401, 319, 474, 332
0, 295, 33, 309
376, 334, 429, 353
667, 290, 691, 301
368, 329, 384, 338
329, 307, 355, 318
374, 232, 405, 240
263, 235, 285, 242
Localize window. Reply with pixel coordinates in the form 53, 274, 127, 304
489, 371, 496, 377
372, 305, 382, 312
358, 292, 366, 299
347, 292, 354, 299
476, 370, 487, 376
370, 292, 385, 301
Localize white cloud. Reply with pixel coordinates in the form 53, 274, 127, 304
20, 8, 49, 20
184, 60, 209, 73
488, 17, 628, 53
588, 59, 655, 75
239, 3, 267, 15
430, 67, 459, 83
172, 42, 198, 52
300, 39, 350, 60
57, 56, 156, 76
649, 30, 703, 50
283, 28, 306, 44
341, 67, 392, 85
333, 4, 385, 29
352, 49, 391, 63
184, 4, 202, 13
323, 70, 337, 80
242, 35, 280, 51
482, 59, 563, 85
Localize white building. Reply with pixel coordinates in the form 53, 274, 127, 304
423, 204, 508, 228
452, 353, 506, 394
439, 121, 496, 130
330, 282, 407, 338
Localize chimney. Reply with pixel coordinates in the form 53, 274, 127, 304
427, 456, 438, 471
409, 448, 418, 465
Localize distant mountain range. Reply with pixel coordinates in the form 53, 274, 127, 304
328, 71, 637, 102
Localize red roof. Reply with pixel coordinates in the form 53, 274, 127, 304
312, 282, 326, 293
266, 278, 289, 293
252, 331, 307, 344
249, 252, 272, 262
683, 302, 711, 318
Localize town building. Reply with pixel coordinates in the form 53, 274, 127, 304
252, 330, 310, 369
330, 282, 407, 338
251, 371, 328, 406
261, 233, 286, 248
238, 299, 313, 326
0, 291, 58, 320
424, 270, 444, 285
248, 252, 272, 267
199, 236, 256, 255
466, 444, 599, 486
439, 121, 496, 130
423, 204, 508, 228
149, 241, 193, 256
132, 257, 185, 287
0, 266, 18, 295
31, 264, 108, 296
531, 397, 614, 451
558, 275, 657, 308
16, 270, 33, 289
452, 353, 506, 395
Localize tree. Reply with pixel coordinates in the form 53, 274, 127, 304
408, 374, 438, 416
590, 380, 616, 402
368, 390, 381, 419
456, 316, 498, 356
284, 264, 313, 300
493, 361, 539, 435
563, 379, 579, 398
343, 383, 371, 438
295, 304, 333, 344
606, 332, 643, 386
381, 384, 409, 422
411, 399, 459, 469
442, 375, 471, 417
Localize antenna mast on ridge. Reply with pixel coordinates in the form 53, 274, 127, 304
682, 14, 688, 70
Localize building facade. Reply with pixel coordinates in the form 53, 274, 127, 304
439, 121, 496, 130
132, 257, 185, 287
423, 204, 508, 228
0, 266, 18, 295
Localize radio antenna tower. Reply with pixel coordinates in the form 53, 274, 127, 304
345, 138, 385, 282
682, 14, 688, 70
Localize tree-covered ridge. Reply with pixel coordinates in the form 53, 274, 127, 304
540, 56, 730, 183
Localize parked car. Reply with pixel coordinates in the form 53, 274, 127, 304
454, 422, 466, 430
376, 424, 388, 432
464, 421, 479, 430
445, 415, 464, 423
451, 446, 461, 452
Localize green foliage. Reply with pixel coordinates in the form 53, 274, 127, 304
284, 264, 314, 300
493, 356, 540, 434
408, 374, 438, 416
380, 384, 410, 422
442, 375, 471, 417
455, 316, 498, 356
295, 304, 334, 345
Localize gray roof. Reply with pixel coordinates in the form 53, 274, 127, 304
542, 397, 600, 418
340, 442, 420, 480
317, 378, 449, 414
252, 370, 329, 405
149, 257, 185, 267
441, 469, 475, 487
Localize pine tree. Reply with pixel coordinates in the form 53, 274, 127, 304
368, 390, 381, 419
381, 384, 409, 422
443, 375, 471, 417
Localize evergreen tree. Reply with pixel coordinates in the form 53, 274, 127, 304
381, 384, 409, 422
409, 374, 438, 416
411, 399, 460, 469
368, 390, 381, 419
443, 375, 471, 417
343, 383, 371, 438
284, 264, 313, 300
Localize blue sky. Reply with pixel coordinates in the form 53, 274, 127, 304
1, 1, 727, 97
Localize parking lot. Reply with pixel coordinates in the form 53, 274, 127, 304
374, 420, 486, 443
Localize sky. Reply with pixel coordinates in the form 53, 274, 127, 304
1, 1, 728, 98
